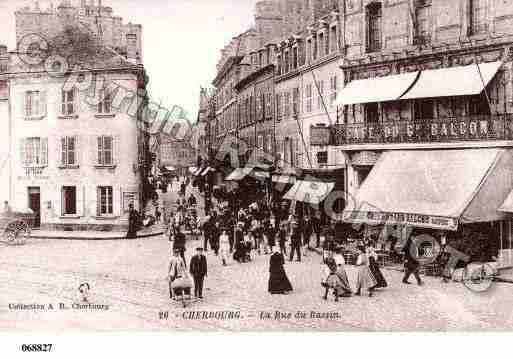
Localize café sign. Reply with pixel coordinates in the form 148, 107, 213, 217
343, 210, 459, 231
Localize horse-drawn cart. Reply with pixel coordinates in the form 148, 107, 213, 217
1, 209, 35, 245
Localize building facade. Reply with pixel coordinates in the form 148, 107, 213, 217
1, 1, 149, 231
309, 0, 513, 261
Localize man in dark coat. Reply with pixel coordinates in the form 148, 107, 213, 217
302, 215, 313, 250
126, 204, 139, 239
289, 221, 302, 262
402, 236, 424, 286
190, 247, 208, 299
173, 227, 187, 266
311, 213, 321, 248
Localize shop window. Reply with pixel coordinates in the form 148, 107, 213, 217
366, 2, 382, 53
97, 186, 114, 216
62, 186, 77, 216
365, 103, 379, 123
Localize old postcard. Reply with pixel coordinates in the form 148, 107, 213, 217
1, 0, 513, 338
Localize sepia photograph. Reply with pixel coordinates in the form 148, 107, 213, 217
1, 0, 513, 346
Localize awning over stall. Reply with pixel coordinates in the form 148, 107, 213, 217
337, 71, 419, 106
400, 61, 502, 100
283, 180, 335, 205
343, 149, 513, 231
225, 167, 253, 181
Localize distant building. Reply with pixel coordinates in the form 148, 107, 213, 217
159, 123, 196, 177
1, 0, 149, 231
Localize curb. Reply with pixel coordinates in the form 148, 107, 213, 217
29, 230, 164, 241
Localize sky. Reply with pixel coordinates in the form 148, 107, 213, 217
0, 0, 260, 121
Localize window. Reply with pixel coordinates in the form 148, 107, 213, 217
367, 3, 382, 52
25, 91, 46, 119
317, 80, 325, 111
318, 32, 325, 57
365, 103, 379, 123
97, 89, 112, 114
276, 93, 282, 122
277, 55, 282, 75
415, 1, 431, 44
97, 186, 114, 216
317, 151, 328, 166
329, 76, 338, 106
21, 137, 48, 167
305, 84, 313, 113
469, 0, 488, 35
293, 47, 298, 69
62, 186, 77, 215
313, 37, 318, 60
61, 136, 77, 166
97, 136, 114, 166
307, 39, 312, 63
292, 88, 299, 115
330, 26, 338, 53
61, 89, 77, 116
284, 50, 290, 73
265, 92, 272, 119
284, 92, 291, 119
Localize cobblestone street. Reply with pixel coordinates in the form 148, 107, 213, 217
2, 222, 513, 331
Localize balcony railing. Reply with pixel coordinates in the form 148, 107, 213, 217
321, 114, 513, 146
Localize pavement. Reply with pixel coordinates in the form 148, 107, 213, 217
2, 182, 513, 331
29, 226, 164, 240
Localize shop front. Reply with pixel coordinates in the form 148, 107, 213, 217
343, 148, 513, 264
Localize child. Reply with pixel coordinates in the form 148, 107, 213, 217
219, 229, 230, 266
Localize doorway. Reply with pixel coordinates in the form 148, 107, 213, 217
28, 187, 41, 228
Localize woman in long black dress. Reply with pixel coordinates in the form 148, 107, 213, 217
268, 250, 293, 294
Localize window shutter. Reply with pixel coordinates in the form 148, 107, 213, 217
97, 136, 103, 165
41, 138, 48, 166
41, 90, 47, 117
20, 138, 27, 166
76, 185, 84, 217
96, 186, 101, 217
114, 134, 121, 165
74, 135, 80, 165
61, 137, 67, 166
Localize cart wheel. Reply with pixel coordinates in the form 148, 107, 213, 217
5, 229, 16, 243
6, 221, 30, 244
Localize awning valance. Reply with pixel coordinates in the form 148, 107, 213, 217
343, 148, 513, 231
401, 61, 502, 100
283, 180, 335, 205
337, 71, 420, 106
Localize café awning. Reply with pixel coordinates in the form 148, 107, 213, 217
343, 149, 513, 231
283, 180, 335, 205
337, 71, 420, 106
400, 61, 502, 100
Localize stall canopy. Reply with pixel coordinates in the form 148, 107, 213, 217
226, 167, 270, 181
165, 166, 176, 171
283, 180, 335, 205
343, 149, 513, 231
400, 61, 502, 100
226, 167, 253, 181
336, 71, 420, 106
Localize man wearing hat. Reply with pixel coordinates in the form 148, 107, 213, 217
189, 247, 208, 299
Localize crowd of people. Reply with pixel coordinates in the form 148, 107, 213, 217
160, 177, 429, 304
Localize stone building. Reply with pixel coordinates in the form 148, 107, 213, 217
308, 0, 513, 262
1, 0, 149, 231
